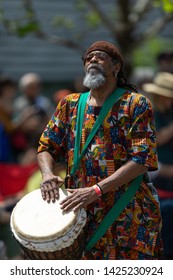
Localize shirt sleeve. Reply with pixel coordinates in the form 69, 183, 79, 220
126, 93, 158, 171
37, 98, 67, 160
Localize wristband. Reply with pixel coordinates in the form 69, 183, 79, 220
93, 184, 103, 197
96, 183, 104, 196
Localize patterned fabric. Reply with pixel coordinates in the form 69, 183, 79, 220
83, 234, 162, 260
38, 91, 163, 259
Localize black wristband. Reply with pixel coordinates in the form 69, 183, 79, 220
96, 183, 103, 196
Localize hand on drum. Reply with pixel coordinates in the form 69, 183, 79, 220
40, 174, 64, 203
60, 187, 98, 212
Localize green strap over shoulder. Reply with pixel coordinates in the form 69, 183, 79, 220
85, 174, 143, 252
71, 87, 126, 175
72, 91, 89, 176
70, 87, 143, 252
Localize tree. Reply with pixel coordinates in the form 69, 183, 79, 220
0, 0, 173, 76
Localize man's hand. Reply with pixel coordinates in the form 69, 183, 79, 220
60, 187, 98, 212
40, 174, 64, 203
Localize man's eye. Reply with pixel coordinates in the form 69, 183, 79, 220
86, 56, 92, 61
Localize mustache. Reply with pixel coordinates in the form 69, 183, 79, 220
86, 63, 105, 74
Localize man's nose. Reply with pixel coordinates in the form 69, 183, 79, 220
90, 55, 98, 62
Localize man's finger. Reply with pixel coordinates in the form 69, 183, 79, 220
40, 184, 49, 200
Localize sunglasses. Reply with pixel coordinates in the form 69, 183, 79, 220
82, 52, 110, 63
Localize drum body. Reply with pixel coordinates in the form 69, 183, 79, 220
10, 188, 87, 260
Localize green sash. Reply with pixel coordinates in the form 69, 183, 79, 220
71, 87, 126, 175
85, 174, 142, 252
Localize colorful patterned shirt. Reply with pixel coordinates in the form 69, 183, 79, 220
38, 91, 162, 259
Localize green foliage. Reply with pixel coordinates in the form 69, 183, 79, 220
133, 36, 173, 68
154, 0, 173, 12
0, 0, 40, 36
16, 22, 40, 37
52, 16, 75, 29
74, 0, 86, 11
162, 0, 173, 12
0, 0, 172, 61
85, 11, 101, 29
0, 16, 40, 37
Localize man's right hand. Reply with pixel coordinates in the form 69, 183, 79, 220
40, 174, 64, 203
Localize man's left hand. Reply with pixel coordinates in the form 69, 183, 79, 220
59, 187, 98, 212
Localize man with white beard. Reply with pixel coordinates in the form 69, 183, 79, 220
37, 41, 163, 259
83, 62, 106, 89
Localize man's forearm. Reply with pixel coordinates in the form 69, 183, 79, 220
97, 160, 148, 194
37, 151, 55, 177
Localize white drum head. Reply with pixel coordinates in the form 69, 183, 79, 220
10, 188, 86, 252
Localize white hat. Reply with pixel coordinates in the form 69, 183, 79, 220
142, 72, 173, 98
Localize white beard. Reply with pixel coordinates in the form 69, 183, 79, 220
83, 64, 106, 89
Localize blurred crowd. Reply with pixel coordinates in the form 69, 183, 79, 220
0, 50, 173, 259
0, 71, 87, 259
133, 50, 173, 260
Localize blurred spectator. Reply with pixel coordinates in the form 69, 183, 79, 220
143, 72, 173, 259
0, 208, 9, 259
53, 88, 72, 105
13, 73, 54, 163
0, 76, 16, 162
0, 161, 39, 259
156, 51, 173, 73
0, 240, 7, 260
0, 162, 38, 203
130, 67, 154, 93
14, 73, 53, 116
0, 207, 22, 259
0, 75, 41, 258
0, 75, 38, 163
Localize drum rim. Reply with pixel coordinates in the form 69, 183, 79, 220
11, 205, 87, 252
10, 188, 78, 241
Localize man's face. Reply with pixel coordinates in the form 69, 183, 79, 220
83, 51, 116, 89
24, 82, 41, 99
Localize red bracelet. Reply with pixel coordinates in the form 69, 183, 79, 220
93, 185, 103, 197
96, 183, 104, 196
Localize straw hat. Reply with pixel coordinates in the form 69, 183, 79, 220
142, 72, 173, 98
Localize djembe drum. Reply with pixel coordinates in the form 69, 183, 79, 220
10, 188, 87, 259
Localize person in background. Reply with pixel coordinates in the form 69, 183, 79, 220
0, 76, 16, 162
0, 240, 7, 260
13, 73, 53, 163
53, 89, 72, 105
156, 51, 173, 73
0, 75, 38, 163
0, 206, 22, 259
37, 41, 163, 260
0, 208, 9, 260
143, 72, 173, 259
0, 75, 42, 258
14, 73, 53, 117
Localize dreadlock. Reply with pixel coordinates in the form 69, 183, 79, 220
117, 69, 138, 93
